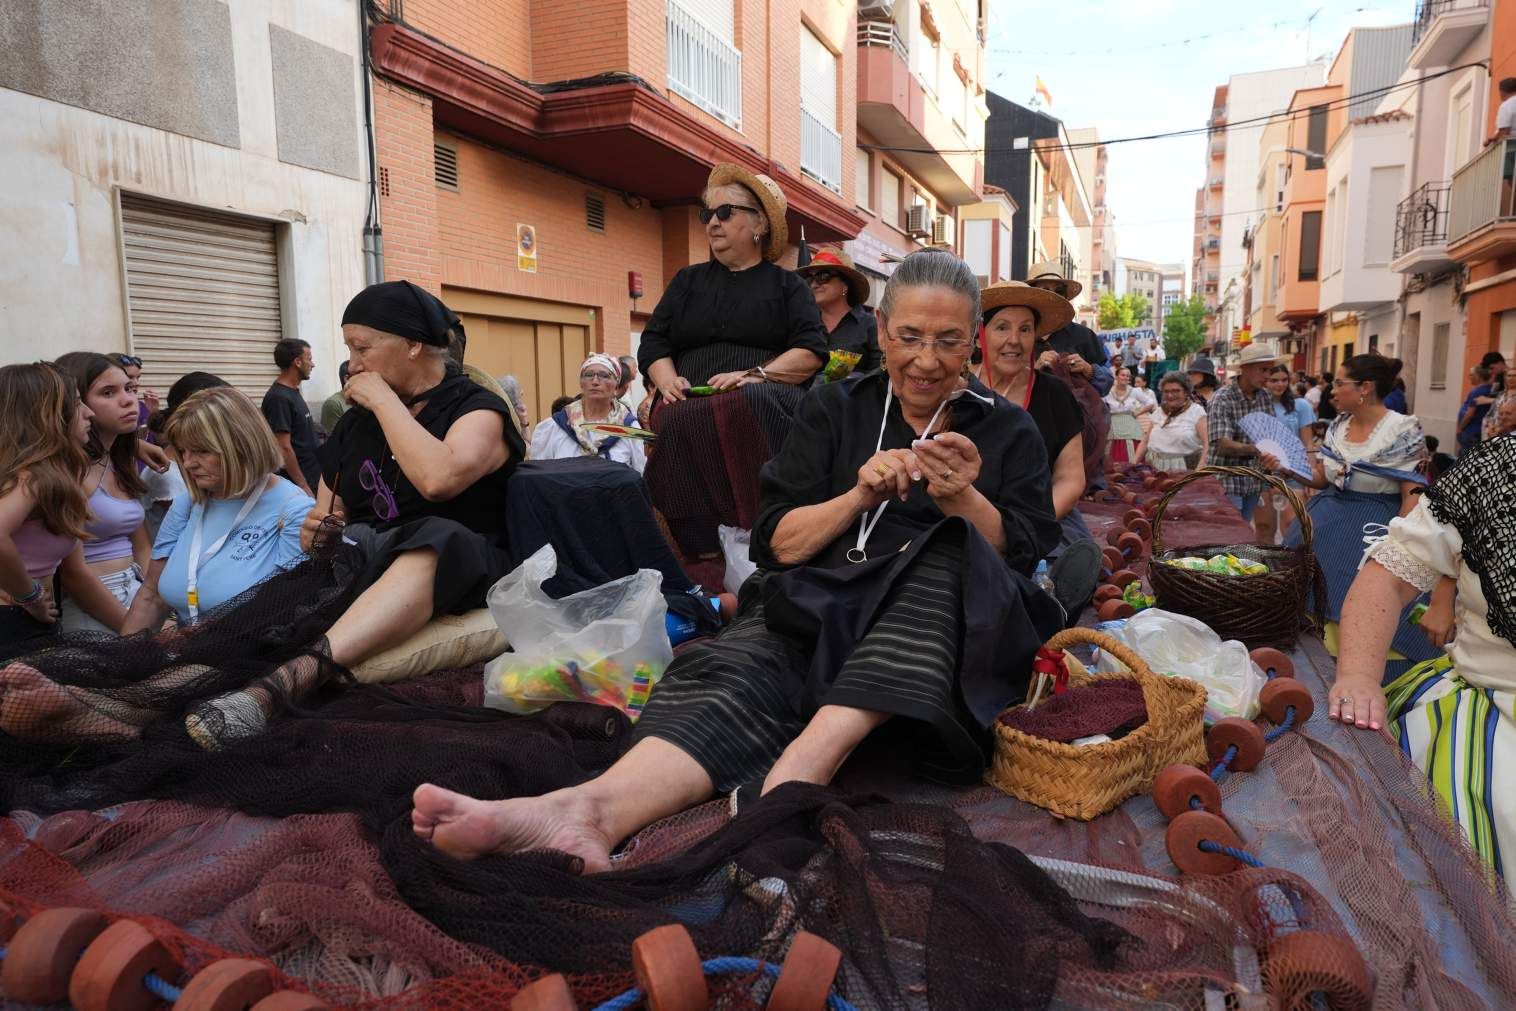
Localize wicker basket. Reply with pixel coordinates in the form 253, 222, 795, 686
1147, 465, 1321, 649
985, 627, 1207, 821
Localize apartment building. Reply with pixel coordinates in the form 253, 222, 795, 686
983, 93, 1093, 317
852, 0, 988, 303
956, 186, 1019, 286
0, 0, 370, 403
1384, 0, 1493, 444
1068, 128, 1116, 303
1116, 258, 1185, 335
1244, 118, 1296, 362
368, 0, 873, 416
1444, 0, 1516, 439
1194, 86, 1228, 337
1276, 83, 1343, 370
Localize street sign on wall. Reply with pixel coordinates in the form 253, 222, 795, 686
517, 224, 537, 273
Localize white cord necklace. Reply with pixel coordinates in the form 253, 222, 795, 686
847, 382, 952, 563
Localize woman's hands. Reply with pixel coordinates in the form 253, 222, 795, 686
343, 372, 401, 412
913, 432, 981, 502
300, 504, 346, 553
138, 441, 171, 474
855, 449, 922, 510
1327, 675, 1387, 732
853, 435, 982, 510
19, 583, 57, 625
707, 370, 763, 392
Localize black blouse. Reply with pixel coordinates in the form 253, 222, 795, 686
1022, 371, 1085, 465
752, 370, 1059, 574
827, 303, 881, 375
317, 370, 525, 540
637, 259, 828, 385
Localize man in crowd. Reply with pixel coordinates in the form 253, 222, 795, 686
320, 361, 351, 435
1206, 343, 1280, 521
1457, 352, 1507, 454
1025, 261, 1112, 394
261, 338, 320, 496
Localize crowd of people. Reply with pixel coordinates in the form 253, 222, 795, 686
1, 158, 1514, 895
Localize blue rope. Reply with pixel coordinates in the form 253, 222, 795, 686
142, 971, 183, 1002
1209, 744, 1238, 782
1264, 707, 1298, 744
590, 955, 860, 1011
1197, 840, 1265, 869
1188, 795, 1203, 810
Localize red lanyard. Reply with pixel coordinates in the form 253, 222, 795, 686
1021, 370, 1036, 411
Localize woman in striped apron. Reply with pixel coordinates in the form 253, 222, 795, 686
1330, 435, 1516, 890
410, 250, 1065, 871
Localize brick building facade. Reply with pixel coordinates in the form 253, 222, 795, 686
367, 0, 866, 418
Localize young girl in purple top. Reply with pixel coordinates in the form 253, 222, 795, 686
54, 353, 153, 634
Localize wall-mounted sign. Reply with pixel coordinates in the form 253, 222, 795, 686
517, 224, 537, 273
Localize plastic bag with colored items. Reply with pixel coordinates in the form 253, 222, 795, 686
818, 349, 862, 383
1163, 553, 1269, 576
1090, 608, 1264, 722
483, 544, 673, 720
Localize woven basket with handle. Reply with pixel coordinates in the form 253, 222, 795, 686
985, 627, 1207, 821
1147, 465, 1322, 649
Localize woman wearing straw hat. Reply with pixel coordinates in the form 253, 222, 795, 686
796, 248, 880, 377
636, 163, 828, 559
978, 280, 1103, 616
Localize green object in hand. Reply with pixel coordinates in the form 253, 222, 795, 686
687, 386, 719, 396
1409, 602, 1428, 625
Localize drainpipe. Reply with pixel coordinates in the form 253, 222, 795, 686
359, 0, 385, 285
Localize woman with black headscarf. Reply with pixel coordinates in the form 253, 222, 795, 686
181, 281, 525, 744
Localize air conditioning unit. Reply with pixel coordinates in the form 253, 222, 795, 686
858, 0, 894, 19
905, 204, 932, 238
931, 214, 953, 245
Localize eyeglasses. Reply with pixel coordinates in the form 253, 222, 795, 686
887, 333, 971, 357
806, 271, 840, 286
698, 203, 759, 224
581, 370, 618, 382
358, 458, 399, 523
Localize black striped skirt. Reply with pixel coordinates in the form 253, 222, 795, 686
635, 522, 1054, 792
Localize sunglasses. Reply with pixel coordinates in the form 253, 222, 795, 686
358, 458, 399, 523
116, 355, 143, 369
806, 271, 841, 286
698, 203, 759, 224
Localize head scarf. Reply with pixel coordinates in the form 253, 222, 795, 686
580, 353, 622, 380
341, 281, 461, 347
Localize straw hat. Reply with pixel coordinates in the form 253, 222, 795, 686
980, 280, 1075, 338
796, 248, 871, 306
1235, 343, 1281, 367
1026, 260, 1084, 300
706, 162, 789, 261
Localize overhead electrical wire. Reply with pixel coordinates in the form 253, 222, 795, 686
858, 61, 1487, 158
986, 6, 1387, 58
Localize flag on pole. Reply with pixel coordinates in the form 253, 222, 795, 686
1034, 76, 1053, 108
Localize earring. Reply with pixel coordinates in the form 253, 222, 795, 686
753, 233, 761, 245
409, 351, 418, 360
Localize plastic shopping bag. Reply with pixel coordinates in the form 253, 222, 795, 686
483, 545, 673, 719
1092, 608, 1265, 721
719, 524, 757, 596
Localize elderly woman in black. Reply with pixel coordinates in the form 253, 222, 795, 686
184, 281, 525, 743
637, 163, 828, 557
412, 250, 1063, 870
796, 247, 881, 377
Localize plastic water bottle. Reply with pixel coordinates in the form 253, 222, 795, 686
665, 596, 724, 647
1034, 559, 1055, 597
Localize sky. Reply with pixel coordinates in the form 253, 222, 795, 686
982, 0, 1413, 276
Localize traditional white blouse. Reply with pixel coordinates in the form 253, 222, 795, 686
1367, 498, 1512, 690
1321, 411, 1424, 496
1146, 403, 1207, 457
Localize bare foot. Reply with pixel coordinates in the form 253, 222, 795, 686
411, 784, 615, 873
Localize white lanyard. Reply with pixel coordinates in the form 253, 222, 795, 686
847, 383, 951, 563
185, 479, 267, 622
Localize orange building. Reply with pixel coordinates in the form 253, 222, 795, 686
1276, 84, 1343, 368
367, 0, 868, 417
1448, 0, 1516, 384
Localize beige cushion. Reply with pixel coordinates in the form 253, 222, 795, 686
350, 608, 508, 685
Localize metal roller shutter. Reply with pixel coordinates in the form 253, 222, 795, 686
120, 193, 283, 400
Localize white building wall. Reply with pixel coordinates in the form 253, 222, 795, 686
1219, 63, 1328, 311
0, 0, 369, 401
1321, 119, 1408, 313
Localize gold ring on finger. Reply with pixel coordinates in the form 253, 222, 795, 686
875, 463, 891, 477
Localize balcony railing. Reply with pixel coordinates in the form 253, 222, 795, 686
1210, 136, 1226, 155
1413, 0, 1490, 43
667, 0, 742, 129
1206, 237, 1220, 251
1209, 176, 1224, 189
1393, 181, 1451, 258
857, 19, 908, 63
801, 107, 842, 193
1449, 139, 1515, 245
